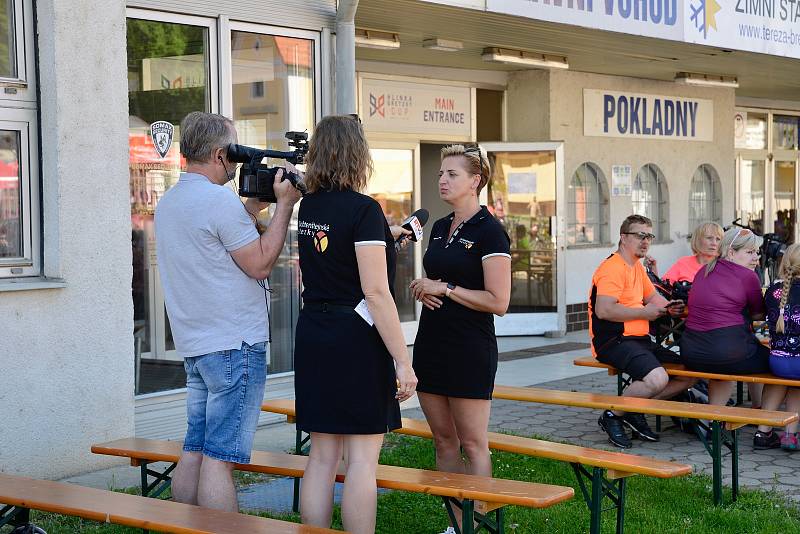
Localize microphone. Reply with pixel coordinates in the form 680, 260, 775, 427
395, 208, 429, 251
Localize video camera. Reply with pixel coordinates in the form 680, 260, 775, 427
227, 131, 309, 203
761, 232, 787, 262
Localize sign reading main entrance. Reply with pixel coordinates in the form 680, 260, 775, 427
360, 78, 472, 138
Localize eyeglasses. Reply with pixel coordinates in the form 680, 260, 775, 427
623, 231, 656, 241
347, 113, 362, 124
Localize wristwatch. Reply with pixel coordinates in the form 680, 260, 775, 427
445, 282, 456, 298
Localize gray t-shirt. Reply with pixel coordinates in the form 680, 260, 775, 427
155, 172, 268, 358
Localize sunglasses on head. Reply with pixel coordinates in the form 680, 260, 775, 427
347, 113, 362, 124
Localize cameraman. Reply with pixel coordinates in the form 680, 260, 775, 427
155, 111, 301, 512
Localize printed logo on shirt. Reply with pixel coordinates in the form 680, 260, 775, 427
298, 220, 331, 236
458, 238, 474, 249
313, 230, 329, 253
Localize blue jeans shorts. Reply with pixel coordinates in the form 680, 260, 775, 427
183, 341, 267, 464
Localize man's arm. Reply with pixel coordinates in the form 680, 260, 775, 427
230, 170, 301, 279
595, 295, 666, 322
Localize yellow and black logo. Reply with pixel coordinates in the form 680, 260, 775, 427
313, 230, 328, 253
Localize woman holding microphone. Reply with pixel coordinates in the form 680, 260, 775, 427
410, 144, 511, 533
293, 115, 417, 534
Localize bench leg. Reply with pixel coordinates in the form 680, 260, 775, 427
711, 421, 723, 506
461, 499, 475, 534
139, 461, 176, 499
590, 468, 603, 534
495, 507, 505, 534
570, 464, 627, 534
695, 420, 739, 506
292, 428, 311, 513
731, 428, 739, 502
736, 382, 744, 406
615, 478, 626, 534
441, 497, 504, 534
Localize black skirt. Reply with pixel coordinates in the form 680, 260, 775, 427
680, 324, 769, 374
294, 308, 401, 434
412, 303, 498, 400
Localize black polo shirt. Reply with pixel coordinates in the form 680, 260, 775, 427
297, 189, 395, 306
419, 206, 510, 329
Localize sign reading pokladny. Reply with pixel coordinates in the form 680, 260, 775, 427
360, 78, 472, 137
584, 89, 714, 141
432, 0, 800, 60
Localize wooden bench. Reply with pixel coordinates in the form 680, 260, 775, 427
92, 438, 573, 534
574, 355, 800, 399
0, 472, 335, 533
262, 399, 692, 534
490, 383, 798, 506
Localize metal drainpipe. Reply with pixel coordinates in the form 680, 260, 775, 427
336, 0, 359, 115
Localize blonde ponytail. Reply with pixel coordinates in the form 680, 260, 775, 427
776, 244, 800, 334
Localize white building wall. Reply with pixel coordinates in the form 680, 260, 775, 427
507, 69, 735, 307
0, 0, 133, 478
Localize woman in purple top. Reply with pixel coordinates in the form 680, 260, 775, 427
680, 227, 768, 407
755, 243, 800, 451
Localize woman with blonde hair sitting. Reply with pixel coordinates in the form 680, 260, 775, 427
680, 227, 768, 407
754, 243, 800, 450
659, 221, 724, 283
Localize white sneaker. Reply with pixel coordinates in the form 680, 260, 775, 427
438, 528, 456, 534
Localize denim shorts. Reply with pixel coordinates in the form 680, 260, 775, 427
183, 341, 267, 464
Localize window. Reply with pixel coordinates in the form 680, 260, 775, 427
773, 115, 799, 150
632, 164, 669, 241
230, 29, 317, 374
0, 1, 38, 279
689, 164, 722, 230
567, 162, 608, 245
128, 15, 215, 394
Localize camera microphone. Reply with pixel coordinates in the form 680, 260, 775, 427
395, 208, 429, 251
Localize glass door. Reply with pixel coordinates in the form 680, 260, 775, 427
736, 158, 766, 235
227, 25, 318, 375
481, 142, 565, 335
366, 143, 421, 343
773, 159, 796, 245
127, 12, 217, 394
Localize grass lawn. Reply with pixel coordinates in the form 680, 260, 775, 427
4, 433, 799, 533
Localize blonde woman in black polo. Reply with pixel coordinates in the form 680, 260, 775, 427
410, 144, 511, 533
294, 115, 417, 534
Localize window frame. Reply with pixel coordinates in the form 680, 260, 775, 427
0, 105, 38, 277
0, 0, 33, 93
567, 161, 609, 247
126, 9, 219, 373
632, 163, 669, 241
222, 20, 322, 123
0, 1, 39, 279
689, 163, 722, 229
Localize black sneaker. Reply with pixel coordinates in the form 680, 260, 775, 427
598, 411, 632, 448
622, 412, 660, 442
753, 430, 781, 450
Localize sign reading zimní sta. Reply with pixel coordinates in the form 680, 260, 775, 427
424, 0, 800, 60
